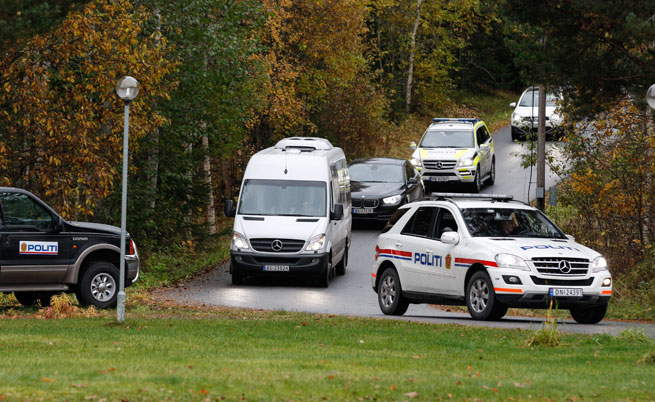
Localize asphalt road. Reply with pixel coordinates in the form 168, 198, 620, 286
161, 126, 655, 337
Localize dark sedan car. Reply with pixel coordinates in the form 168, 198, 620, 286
348, 158, 424, 222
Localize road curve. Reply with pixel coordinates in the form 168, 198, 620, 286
158, 126, 655, 337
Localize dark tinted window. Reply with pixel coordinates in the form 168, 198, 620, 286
382, 207, 410, 233
461, 208, 566, 238
0, 192, 53, 230
434, 209, 458, 239
401, 207, 436, 237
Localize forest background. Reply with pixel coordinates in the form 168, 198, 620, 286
1, 0, 654, 313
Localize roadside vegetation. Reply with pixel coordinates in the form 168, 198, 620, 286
0, 302, 653, 401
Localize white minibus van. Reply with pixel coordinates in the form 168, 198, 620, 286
225, 137, 352, 287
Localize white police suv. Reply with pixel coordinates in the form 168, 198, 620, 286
410, 118, 495, 193
371, 193, 612, 324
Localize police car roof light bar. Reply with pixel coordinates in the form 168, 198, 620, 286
429, 192, 514, 202
431, 118, 480, 124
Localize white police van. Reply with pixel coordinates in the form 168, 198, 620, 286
225, 137, 351, 287
371, 193, 612, 323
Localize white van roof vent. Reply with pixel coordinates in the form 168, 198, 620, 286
274, 137, 333, 152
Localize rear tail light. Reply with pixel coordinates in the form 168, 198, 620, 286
129, 239, 136, 255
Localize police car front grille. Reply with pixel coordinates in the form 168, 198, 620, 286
530, 276, 594, 286
250, 238, 305, 252
352, 199, 379, 208
531, 257, 589, 276
423, 160, 457, 170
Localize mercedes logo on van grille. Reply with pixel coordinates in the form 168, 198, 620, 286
558, 259, 572, 274
436, 162, 443, 169
271, 239, 284, 252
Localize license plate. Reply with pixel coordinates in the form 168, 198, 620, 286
430, 176, 450, 182
353, 208, 374, 214
549, 288, 583, 297
263, 265, 289, 272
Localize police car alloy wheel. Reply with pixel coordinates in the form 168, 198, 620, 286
78, 262, 120, 308
378, 268, 409, 316
466, 272, 507, 320
471, 167, 482, 193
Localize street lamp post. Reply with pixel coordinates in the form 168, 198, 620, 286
115, 76, 139, 323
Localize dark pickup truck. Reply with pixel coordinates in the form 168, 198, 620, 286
0, 187, 139, 308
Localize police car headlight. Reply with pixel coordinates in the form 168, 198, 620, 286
495, 253, 530, 271
457, 158, 474, 167
382, 195, 402, 205
306, 234, 326, 251
410, 158, 422, 168
232, 231, 249, 250
590, 256, 609, 273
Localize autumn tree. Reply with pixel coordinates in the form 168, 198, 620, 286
0, 0, 177, 219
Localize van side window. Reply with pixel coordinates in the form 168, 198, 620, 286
336, 159, 351, 204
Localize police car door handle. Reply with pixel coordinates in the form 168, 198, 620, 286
426, 249, 434, 254
395, 241, 402, 248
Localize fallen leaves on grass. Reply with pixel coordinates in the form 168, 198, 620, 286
405, 391, 418, 398
41, 377, 55, 383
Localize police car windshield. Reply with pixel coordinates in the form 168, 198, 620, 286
420, 130, 474, 148
461, 208, 566, 239
238, 179, 327, 217
349, 163, 404, 183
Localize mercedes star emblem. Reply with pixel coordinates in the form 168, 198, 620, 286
558, 259, 572, 274
436, 162, 443, 169
271, 239, 283, 252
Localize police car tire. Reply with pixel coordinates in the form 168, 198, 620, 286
336, 246, 348, 276
466, 271, 505, 321
471, 167, 482, 193
14, 292, 37, 307
570, 304, 607, 324
485, 158, 496, 185
377, 267, 409, 316
79, 262, 119, 309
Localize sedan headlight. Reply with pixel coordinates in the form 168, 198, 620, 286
232, 231, 249, 250
306, 234, 326, 251
590, 255, 609, 273
382, 194, 402, 205
495, 253, 530, 271
457, 157, 474, 167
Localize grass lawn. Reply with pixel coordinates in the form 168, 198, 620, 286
0, 304, 654, 401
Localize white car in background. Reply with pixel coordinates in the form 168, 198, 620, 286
510, 87, 563, 141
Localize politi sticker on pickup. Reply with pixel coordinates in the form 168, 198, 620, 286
19, 241, 59, 255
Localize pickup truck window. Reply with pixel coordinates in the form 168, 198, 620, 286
0, 192, 53, 230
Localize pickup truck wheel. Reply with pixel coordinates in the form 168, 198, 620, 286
14, 292, 37, 307
466, 271, 506, 320
570, 304, 607, 324
378, 267, 409, 316
79, 262, 119, 309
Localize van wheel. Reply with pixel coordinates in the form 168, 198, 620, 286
317, 258, 332, 288
79, 262, 119, 309
336, 246, 348, 276
570, 304, 607, 324
466, 271, 506, 320
377, 267, 409, 315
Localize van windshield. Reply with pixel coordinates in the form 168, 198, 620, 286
238, 179, 327, 217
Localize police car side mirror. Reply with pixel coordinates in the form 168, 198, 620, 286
53, 216, 64, 233
224, 200, 236, 218
408, 177, 418, 185
510, 102, 517, 108
409, 141, 416, 151
331, 204, 344, 221
441, 231, 459, 245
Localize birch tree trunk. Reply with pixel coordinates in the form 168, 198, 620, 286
202, 133, 216, 234
405, 0, 423, 113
